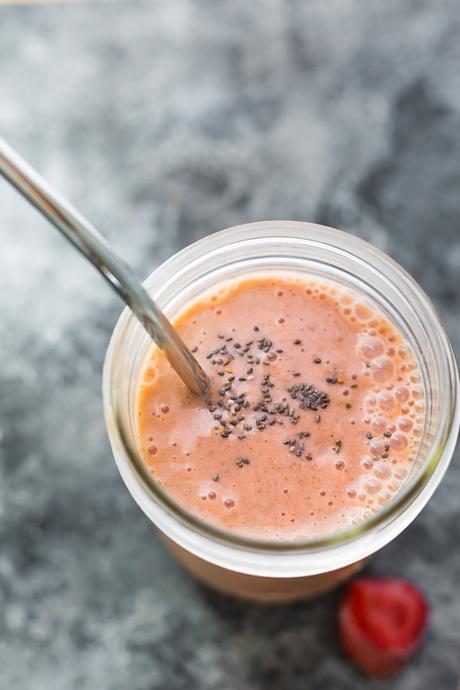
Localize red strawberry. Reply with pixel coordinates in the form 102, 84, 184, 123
339, 577, 428, 676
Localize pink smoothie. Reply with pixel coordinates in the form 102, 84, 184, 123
136, 275, 424, 540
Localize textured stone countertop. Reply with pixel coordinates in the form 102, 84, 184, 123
1, 2, 460, 688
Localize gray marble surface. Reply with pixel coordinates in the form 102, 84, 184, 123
1, 2, 460, 688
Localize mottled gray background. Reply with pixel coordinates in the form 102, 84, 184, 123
1, 1, 460, 688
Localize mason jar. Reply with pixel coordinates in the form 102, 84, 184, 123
103, 221, 459, 603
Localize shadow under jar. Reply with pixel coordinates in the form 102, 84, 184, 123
103, 221, 459, 603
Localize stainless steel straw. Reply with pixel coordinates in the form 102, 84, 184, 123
0, 138, 210, 396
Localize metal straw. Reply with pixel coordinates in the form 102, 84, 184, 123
0, 138, 210, 397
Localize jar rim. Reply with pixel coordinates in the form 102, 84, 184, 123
103, 221, 459, 573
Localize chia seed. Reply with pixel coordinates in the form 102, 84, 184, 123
235, 457, 250, 468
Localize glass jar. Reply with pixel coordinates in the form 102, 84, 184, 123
103, 221, 459, 602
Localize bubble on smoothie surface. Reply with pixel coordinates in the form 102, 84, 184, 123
371, 356, 394, 383
372, 416, 387, 433
399, 416, 413, 432
369, 439, 385, 457
390, 432, 408, 451
379, 391, 394, 411
395, 467, 408, 480
359, 336, 384, 360
365, 394, 377, 410
411, 385, 424, 400
364, 477, 382, 495
395, 385, 410, 402
374, 464, 391, 480
340, 293, 354, 306
354, 302, 373, 321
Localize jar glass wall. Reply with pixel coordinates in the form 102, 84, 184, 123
103, 221, 458, 594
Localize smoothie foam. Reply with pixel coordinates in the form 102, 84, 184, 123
136, 275, 424, 540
